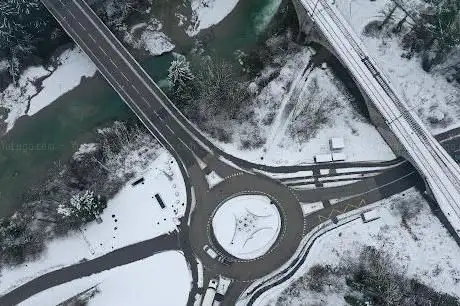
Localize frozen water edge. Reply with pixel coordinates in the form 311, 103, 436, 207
187, 0, 240, 36
1, 47, 97, 133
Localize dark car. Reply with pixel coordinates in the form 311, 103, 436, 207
218, 256, 232, 266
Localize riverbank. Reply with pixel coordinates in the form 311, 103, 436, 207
0, 0, 290, 217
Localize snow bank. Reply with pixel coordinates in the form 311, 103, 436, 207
187, 0, 240, 36
0, 150, 186, 295
0, 47, 97, 133
19, 251, 191, 306
28, 48, 97, 116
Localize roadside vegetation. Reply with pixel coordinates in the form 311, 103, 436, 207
0, 0, 65, 88
273, 246, 460, 306
0, 121, 159, 267
165, 1, 320, 150
364, 0, 460, 77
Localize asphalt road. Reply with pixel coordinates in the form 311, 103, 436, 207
4, 0, 459, 305
190, 173, 304, 281
0, 234, 179, 306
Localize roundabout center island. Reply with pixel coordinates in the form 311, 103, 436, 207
211, 194, 281, 260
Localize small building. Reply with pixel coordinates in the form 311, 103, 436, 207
330, 137, 345, 151
314, 153, 333, 163
361, 210, 380, 223
332, 152, 346, 162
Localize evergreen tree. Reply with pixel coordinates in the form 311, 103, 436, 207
69, 190, 107, 222
168, 56, 195, 90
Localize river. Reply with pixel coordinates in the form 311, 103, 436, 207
0, 0, 284, 217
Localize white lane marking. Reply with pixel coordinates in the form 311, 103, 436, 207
88, 33, 96, 42
109, 58, 118, 68
98, 46, 107, 55
178, 137, 194, 153
132, 85, 140, 94
78, 22, 86, 30
141, 97, 151, 108
164, 124, 176, 135
121, 71, 129, 81
67, 9, 77, 19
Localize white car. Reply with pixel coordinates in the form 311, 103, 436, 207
203, 244, 218, 259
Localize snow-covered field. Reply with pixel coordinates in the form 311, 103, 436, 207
0, 150, 186, 295
257, 188, 460, 305
212, 195, 281, 259
213, 46, 395, 166
0, 47, 97, 133
19, 251, 191, 306
187, 0, 240, 36
335, 0, 460, 133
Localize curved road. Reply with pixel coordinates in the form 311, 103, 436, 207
0, 234, 179, 306
3, 0, 460, 304
190, 173, 304, 281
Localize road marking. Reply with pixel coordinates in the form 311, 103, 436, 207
66, 9, 77, 19
109, 58, 118, 68
141, 97, 151, 108
132, 85, 140, 93
78, 22, 86, 30
165, 124, 176, 135
120, 71, 129, 81
88, 33, 96, 42
178, 138, 194, 153
98, 46, 107, 56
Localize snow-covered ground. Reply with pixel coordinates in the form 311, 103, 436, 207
0, 47, 97, 133
0, 150, 186, 295
257, 188, 460, 305
123, 20, 175, 56
187, 0, 240, 36
19, 251, 191, 306
335, 0, 460, 133
213, 46, 395, 166
212, 195, 281, 259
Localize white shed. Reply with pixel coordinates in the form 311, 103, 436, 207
314, 153, 333, 163
330, 137, 345, 151
332, 152, 346, 162
361, 210, 380, 223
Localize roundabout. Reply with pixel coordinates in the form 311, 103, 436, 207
189, 172, 305, 281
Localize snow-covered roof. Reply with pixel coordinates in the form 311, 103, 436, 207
332, 152, 346, 161
330, 137, 345, 150
315, 154, 333, 163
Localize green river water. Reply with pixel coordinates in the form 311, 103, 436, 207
0, 0, 284, 216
